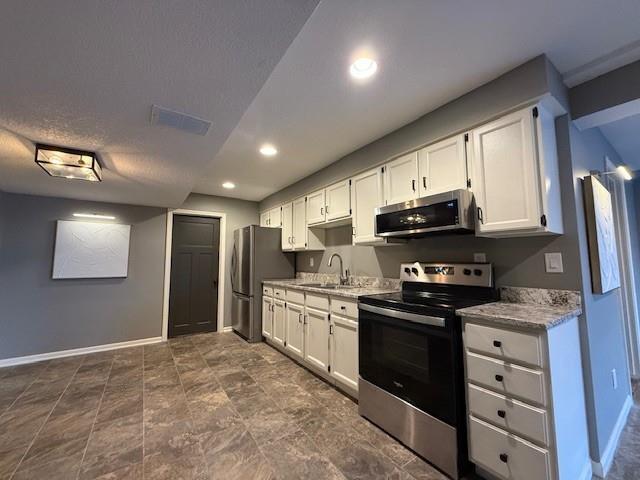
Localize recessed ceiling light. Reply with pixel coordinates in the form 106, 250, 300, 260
73, 213, 116, 220
617, 165, 633, 181
259, 144, 278, 157
349, 58, 378, 79
222, 181, 236, 189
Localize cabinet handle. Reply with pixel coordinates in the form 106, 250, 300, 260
325, 205, 329, 213
352, 226, 356, 236
298, 313, 302, 323
495, 374, 504, 382
340, 305, 346, 310
411, 179, 416, 192
477, 207, 484, 224
321, 207, 324, 216
499, 453, 508, 463
329, 325, 334, 335
493, 340, 502, 348
422, 176, 427, 189
497, 409, 506, 418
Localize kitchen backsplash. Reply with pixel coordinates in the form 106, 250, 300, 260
500, 286, 582, 308
296, 271, 402, 289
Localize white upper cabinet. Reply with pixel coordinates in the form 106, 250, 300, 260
268, 207, 282, 228
259, 211, 269, 227
281, 202, 294, 251
292, 196, 307, 249
470, 104, 562, 237
325, 179, 351, 221
306, 189, 326, 226
351, 167, 384, 245
383, 152, 419, 205
418, 134, 468, 197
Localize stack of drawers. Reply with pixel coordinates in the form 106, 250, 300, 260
464, 321, 554, 480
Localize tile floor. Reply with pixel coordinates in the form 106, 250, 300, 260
0, 332, 637, 480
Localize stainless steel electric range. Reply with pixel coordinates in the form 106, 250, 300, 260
358, 262, 497, 479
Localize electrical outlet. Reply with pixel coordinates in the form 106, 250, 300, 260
612, 369, 618, 390
310, 257, 314, 267
473, 253, 486, 263
545, 252, 563, 273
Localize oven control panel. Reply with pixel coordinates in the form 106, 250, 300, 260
400, 262, 493, 287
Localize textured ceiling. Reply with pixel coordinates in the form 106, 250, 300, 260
0, 0, 319, 207
194, 0, 640, 201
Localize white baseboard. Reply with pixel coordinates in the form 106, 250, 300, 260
0, 336, 164, 368
222, 326, 233, 333
591, 394, 633, 478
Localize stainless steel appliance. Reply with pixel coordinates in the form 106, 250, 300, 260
231, 225, 294, 342
358, 263, 497, 479
374, 189, 474, 238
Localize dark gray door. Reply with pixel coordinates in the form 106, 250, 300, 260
169, 215, 220, 337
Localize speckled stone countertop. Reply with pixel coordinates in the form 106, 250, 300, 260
263, 273, 400, 299
456, 286, 582, 331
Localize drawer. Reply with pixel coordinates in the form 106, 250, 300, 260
286, 288, 305, 305
469, 415, 551, 480
467, 384, 549, 446
466, 352, 546, 407
331, 297, 358, 319
306, 293, 329, 311
263, 286, 273, 297
465, 322, 544, 367
273, 288, 286, 300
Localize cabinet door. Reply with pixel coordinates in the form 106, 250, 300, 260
292, 196, 307, 250
384, 152, 419, 205
261, 297, 272, 338
351, 168, 384, 245
330, 314, 358, 391
285, 302, 304, 359
471, 108, 541, 233
272, 299, 286, 346
260, 211, 270, 227
269, 207, 281, 228
418, 134, 468, 197
325, 180, 351, 221
281, 203, 293, 251
306, 189, 326, 225
304, 307, 330, 371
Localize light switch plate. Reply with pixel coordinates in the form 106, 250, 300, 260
310, 257, 314, 267
545, 252, 563, 273
473, 253, 487, 263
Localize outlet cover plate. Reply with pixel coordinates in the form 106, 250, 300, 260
545, 252, 564, 273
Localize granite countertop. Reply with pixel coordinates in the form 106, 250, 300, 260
456, 286, 582, 331
262, 278, 400, 299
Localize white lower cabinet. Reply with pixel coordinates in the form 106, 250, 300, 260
330, 314, 358, 392
462, 316, 591, 480
285, 302, 304, 359
261, 296, 273, 339
304, 306, 330, 371
272, 299, 286, 347
263, 285, 359, 397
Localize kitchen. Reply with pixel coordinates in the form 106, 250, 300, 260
1, 2, 640, 480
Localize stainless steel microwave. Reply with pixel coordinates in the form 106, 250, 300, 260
374, 189, 474, 238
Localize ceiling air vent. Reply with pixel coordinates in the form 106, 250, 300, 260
150, 105, 211, 136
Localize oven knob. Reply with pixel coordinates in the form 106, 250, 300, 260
474, 269, 483, 276
404, 267, 411, 275
463, 268, 471, 275
411, 267, 419, 276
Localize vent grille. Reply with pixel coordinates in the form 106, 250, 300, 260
150, 105, 211, 136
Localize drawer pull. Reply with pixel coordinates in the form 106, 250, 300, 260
493, 340, 502, 347
497, 409, 506, 418
499, 453, 508, 463
495, 374, 504, 382
340, 305, 346, 310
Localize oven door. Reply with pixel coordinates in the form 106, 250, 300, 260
359, 303, 456, 426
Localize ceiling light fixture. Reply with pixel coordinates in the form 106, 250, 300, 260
349, 57, 378, 80
616, 165, 633, 181
222, 181, 236, 189
35, 144, 102, 182
73, 213, 116, 220
259, 144, 278, 156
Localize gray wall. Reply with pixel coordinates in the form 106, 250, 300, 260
180, 193, 259, 327
0, 192, 167, 360
629, 178, 640, 314
261, 55, 567, 211
567, 123, 632, 460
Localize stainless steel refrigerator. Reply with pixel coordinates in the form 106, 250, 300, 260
231, 225, 294, 342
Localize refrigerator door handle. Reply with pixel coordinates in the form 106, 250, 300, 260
230, 244, 237, 292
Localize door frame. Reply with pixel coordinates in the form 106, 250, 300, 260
162, 208, 227, 340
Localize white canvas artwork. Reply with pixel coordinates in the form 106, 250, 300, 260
53, 220, 131, 279
584, 176, 621, 294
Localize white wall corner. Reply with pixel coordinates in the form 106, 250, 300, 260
590, 395, 633, 478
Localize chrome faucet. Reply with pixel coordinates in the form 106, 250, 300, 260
328, 253, 350, 285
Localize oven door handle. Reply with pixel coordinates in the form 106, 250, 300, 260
359, 304, 446, 328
